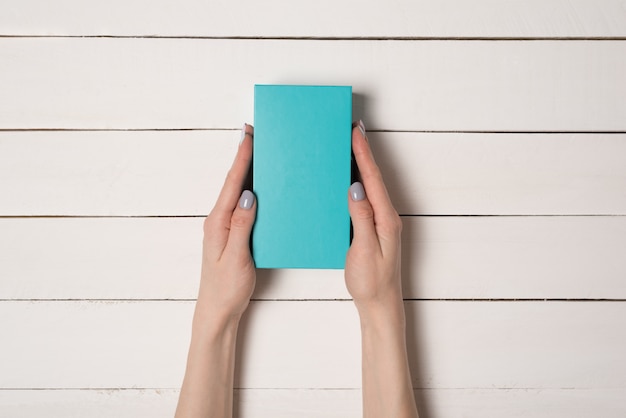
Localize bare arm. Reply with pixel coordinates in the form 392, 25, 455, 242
175, 125, 256, 418
345, 121, 419, 418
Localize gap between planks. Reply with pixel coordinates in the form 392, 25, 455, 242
0, 387, 612, 391
1, 299, 625, 302
1, 35, 626, 41
1, 128, 626, 134
1, 215, 625, 219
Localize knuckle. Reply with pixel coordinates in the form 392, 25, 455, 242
204, 212, 229, 235
380, 213, 402, 237
354, 204, 374, 221
230, 212, 249, 229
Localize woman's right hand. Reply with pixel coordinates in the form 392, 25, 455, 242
344, 121, 418, 418
344, 121, 404, 316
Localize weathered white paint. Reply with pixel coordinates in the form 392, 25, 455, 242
0, 301, 623, 389
1, 1, 624, 415
1, 132, 625, 216
1, 389, 625, 418
1, 0, 625, 37
1, 216, 625, 300
1, 39, 625, 131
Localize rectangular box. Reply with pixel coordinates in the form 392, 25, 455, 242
252, 85, 352, 269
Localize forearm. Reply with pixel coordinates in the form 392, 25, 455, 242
357, 298, 419, 418
175, 307, 241, 418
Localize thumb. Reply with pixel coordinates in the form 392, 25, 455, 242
224, 190, 257, 258
348, 182, 378, 248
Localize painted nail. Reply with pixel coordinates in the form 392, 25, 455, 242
349, 182, 366, 201
358, 120, 366, 137
240, 123, 247, 145
239, 190, 255, 210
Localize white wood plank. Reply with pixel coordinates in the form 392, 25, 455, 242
1, 0, 625, 37
401, 216, 626, 299
0, 301, 623, 389
1, 388, 625, 418
0, 131, 238, 216
238, 388, 626, 418
0, 390, 179, 418
1, 39, 624, 131
373, 133, 626, 216
1, 131, 625, 216
1, 217, 625, 300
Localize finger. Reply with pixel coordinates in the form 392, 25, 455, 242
352, 121, 403, 256
223, 190, 257, 261
351, 121, 397, 220
347, 182, 381, 254
215, 123, 254, 211
210, 124, 254, 225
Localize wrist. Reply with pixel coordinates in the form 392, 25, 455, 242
356, 294, 407, 333
354, 290, 405, 319
191, 302, 243, 345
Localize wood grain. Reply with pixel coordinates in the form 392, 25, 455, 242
2, 1, 624, 416
1, 216, 625, 300
1, 388, 625, 418
1, 0, 625, 38
1, 131, 624, 216
0, 301, 623, 389
1, 39, 625, 131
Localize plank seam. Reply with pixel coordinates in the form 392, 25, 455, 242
0, 387, 611, 390
1, 215, 625, 219
399, 214, 626, 217
1, 35, 626, 41
1, 299, 624, 302
2, 128, 626, 134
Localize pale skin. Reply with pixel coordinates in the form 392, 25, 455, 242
175, 122, 419, 418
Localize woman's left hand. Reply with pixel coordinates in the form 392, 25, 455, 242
195, 124, 257, 327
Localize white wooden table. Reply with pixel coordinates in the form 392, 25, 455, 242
1, 1, 625, 416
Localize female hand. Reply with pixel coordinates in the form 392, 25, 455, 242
195, 124, 257, 327
176, 125, 257, 418
344, 121, 419, 418
345, 120, 404, 315
176, 125, 256, 418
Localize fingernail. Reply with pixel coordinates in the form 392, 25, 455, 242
358, 120, 366, 137
349, 182, 365, 201
239, 190, 255, 210
239, 123, 247, 145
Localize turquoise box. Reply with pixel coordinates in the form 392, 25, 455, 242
252, 84, 352, 269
